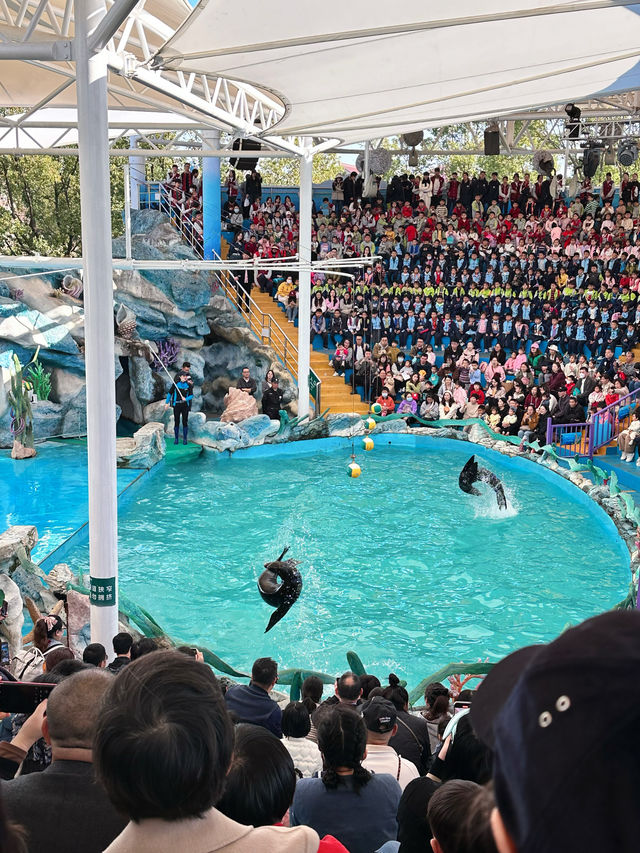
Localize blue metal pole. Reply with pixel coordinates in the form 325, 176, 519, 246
202, 129, 221, 259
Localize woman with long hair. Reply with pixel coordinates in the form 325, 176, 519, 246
32, 614, 64, 658
291, 705, 401, 853
421, 682, 451, 753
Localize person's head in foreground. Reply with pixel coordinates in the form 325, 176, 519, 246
95, 651, 233, 822
427, 780, 497, 853
471, 610, 640, 853
217, 724, 295, 826
316, 705, 370, 790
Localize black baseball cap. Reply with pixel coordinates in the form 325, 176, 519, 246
362, 696, 397, 733
471, 610, 640, 853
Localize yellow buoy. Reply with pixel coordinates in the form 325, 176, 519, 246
362, 436, 374, 451
347, 461, 362, 478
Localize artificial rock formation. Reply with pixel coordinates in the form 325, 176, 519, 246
116, 422, 166, 469
220, 386, 259, 422
0, 209, 295, 447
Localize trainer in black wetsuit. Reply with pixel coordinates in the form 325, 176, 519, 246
165, 372, 194, 445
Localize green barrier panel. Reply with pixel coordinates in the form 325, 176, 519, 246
277, 667, 335, 686
408, 661, 494, 706
288, 670, 304, 702
347, 650, 366, 676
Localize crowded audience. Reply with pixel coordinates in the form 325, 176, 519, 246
0, 609, 636, 852
221, 165, 640, 451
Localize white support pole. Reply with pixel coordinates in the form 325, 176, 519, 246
128, 133, 146, 209
363, 140, 370, 179
75, 0, 119, 654
124, 161, 132, 260
297, 143, 313, 418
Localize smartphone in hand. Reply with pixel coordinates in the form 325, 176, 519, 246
0, 683, 56, 714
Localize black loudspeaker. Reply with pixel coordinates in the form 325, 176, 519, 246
230, 138, 261, 172
484, 129, 500, 155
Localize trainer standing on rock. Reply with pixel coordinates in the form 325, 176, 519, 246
165, 368, 193, 445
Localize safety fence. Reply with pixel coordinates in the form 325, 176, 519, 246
546, 387, 640, 458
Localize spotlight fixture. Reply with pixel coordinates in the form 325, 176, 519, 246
565, 102, 582, 139
618, 138, 638, 167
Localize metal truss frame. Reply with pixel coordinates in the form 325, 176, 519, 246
0, 0, 299, 151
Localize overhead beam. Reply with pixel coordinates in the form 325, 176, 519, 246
0, 39, 72, 59
88, 0, 143, 52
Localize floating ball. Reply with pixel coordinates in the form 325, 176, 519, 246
370, 403, 382, 415
362, 436, 374, 451
347, 461, 362, 478
365, 417, 376, 430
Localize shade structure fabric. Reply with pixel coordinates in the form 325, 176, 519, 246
155, 0, 640, 143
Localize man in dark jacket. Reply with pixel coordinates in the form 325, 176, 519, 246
2, 670, 126, 853
262, 377, 284, 420
107, 631, 133, 674
224, 657, 282, 737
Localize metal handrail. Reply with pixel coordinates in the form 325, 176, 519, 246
140, 181, 204, 257
216, 267, 322, 414
546, 386, 640, 457
140, 182, 322, 414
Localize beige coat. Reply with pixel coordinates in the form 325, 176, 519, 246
103, 807, 319, 853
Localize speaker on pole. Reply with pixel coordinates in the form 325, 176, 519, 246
230, 138, 262, 172
484, 125, 500, 156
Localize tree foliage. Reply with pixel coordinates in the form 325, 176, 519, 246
0, 152, 124, 256
220, 152, 341, 186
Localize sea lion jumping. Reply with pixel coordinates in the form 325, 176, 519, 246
257, 546, 303, 633
458, 455, 507, 510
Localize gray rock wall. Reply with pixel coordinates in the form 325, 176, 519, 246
0, 210, 297, 446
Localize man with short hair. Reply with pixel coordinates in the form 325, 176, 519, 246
3, 670, 126, 852
107, 632, 133, 674
319, 671, 363, 712
224, 657, 282, 737
83, 643, 107, 668
237, 366, 257, 396
361, 697, 419, 790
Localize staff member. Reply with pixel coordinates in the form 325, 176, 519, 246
262, 377, 284, 420
165, 370, 193, 445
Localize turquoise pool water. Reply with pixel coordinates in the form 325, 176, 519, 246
61, 437, 629, 687
0, 443, 140, 561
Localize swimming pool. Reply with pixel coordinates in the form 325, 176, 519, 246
0, 442, 141, 562
61, 436, 630, 687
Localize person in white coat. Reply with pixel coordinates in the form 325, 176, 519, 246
282, 702, 323, 778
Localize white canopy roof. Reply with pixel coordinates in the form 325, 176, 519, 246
155, 0, 640, 143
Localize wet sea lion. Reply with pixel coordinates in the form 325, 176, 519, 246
459, 455, 507, 510
257, 546, 303, 633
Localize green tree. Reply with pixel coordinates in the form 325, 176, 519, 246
221, 152, 340, 186
0, 151, 125, 256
